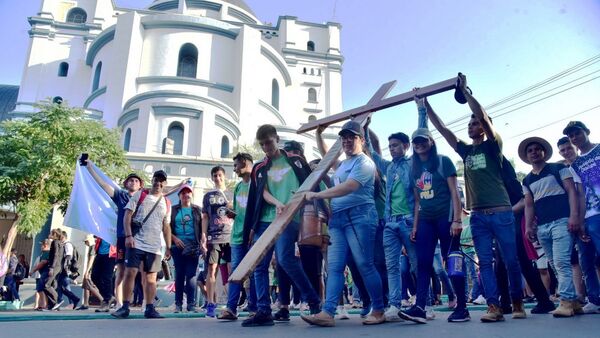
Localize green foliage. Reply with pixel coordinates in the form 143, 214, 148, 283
0, 103, 131, 235
233, 142, 264, 162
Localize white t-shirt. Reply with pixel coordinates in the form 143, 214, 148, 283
125, 191, 171, 255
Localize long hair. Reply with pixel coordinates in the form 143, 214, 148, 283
412, 141, 439, 180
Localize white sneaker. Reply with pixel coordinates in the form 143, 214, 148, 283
336, 305, 350, 320
425, 306, 436, 320
582, 302, 600, 314
384, 305, 404, 322
473, 295, 486, 305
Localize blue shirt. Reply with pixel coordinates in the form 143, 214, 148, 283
112, 189, 131, 238
98, 239, 111, 255
365, 132, 414, 220
331, 153, 375, 213
173, 207, 196, 241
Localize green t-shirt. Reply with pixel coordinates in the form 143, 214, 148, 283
460, 216, 475, 255
375, 178, 386, 220
260, 156, 300, 223
231, 181, 250, 245
414, 155, 456, 220
456, 133, 511, 209
390, 175, 411, 216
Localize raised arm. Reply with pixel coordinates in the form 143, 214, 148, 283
164, 178, 191, 195
85, 160, 115, 198
316, 125, 340, 169
458, 74, 496, 141
423, 97, 459, 151
363, 119, 390, 174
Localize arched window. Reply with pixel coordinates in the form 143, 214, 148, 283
303, 67, 307, 74
271, 79, 279, 110
308, 88, 317, 102
180, 167, 187, 176
167, 122, 184, 155
58, 62, 69, 77
92, 61, 102, 92
221, 136, 229, 158
177, 43, 198, 78
66, 7, 87, 24
308, 115, 316, 122
123, 128, 131, 152
307, 41, 315, 51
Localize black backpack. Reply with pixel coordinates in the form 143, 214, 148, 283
14, 263, 27, 280
499, 156, 524, 207
69, 247, 81, 274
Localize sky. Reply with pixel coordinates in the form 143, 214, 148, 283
1, 0, 599, 172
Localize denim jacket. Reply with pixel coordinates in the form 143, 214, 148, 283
365, 131, 414, 221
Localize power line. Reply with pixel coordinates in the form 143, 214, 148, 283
508, 104, 600, 140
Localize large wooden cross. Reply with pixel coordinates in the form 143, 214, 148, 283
229, 76, 461, 283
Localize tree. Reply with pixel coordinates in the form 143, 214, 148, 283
0, 103, 131, 256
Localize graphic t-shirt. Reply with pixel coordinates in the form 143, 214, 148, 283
523, 163, 572, 225
112, 189, 132, 238
570, 144, 600, 219
174, 207, 196, 242
260, 156, 300, 223
202, 189, 233, 244
331, 153, 375, 213
231, 181, 250, 245
414, 155, 457, 220
125, 191, 171, 255
456, 133, 511, 209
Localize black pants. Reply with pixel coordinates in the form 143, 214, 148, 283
277, 245, 323, 305
92, 254, 116, 301
42, 274, 59, 307
495, 212, 551, 307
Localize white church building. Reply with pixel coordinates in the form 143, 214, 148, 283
6, 0, 344, 184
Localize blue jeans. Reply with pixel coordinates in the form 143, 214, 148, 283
57, 272, 79, 304
537, 218, 576, 301
171, 246, 200, 307
323, 204, 384, 316
3, 275, 19, 301
400, 255, 415, 300
470, 210, 522, 306
415, 216, 465, 310
463, 253, 482, 299
227, 244, 257, 313
577, 233, 600, 305
586, 214, 600, 257
253, 221, 319, 313
383, 216, 417, 308
433, 245, 455, 301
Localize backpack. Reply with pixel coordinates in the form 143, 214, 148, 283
68, 247, 81, 274
499, 156, 524, 206
14, 263, 26, 280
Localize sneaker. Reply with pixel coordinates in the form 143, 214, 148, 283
174, 304, 183, 313
582, 301, 600, 314
336, 305, 350, 320
206, 303, 216, 317
144, 307, 164, 319
480, 304, 504, 322
448, 308, 471, 322
273, 308, 290, 321
398, 305, 427, 324
447, 299, 457, 309
384, 305, 403, 322
425, 306, 436, 320
187, 304, 198, 313
109, 297, 118, 309
75, 305, 89, 311
473, 295, 486, 305
552, 300, 575, 317
300, 311, 335, 327
512, 300, 527, 319
531, 301, 556, 314
111, 307, 130, 319
51, 300, 64, 311
242, 311, 275, 327
217, 308, 238, 320
72, 297, 81, 310
363, 311, 385, 325
95, 301, 110, 313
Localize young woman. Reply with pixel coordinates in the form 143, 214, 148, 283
302, 120, 385, 327
170, 185, 202, 313
399, 126, 469, 323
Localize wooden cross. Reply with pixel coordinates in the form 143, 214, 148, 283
229, 75, 461, 283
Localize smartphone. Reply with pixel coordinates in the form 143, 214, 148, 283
79, 153, 89, 166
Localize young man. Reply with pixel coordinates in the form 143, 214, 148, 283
364, 124, 416, 321
564, 121, 600, 313
55, 231, 80, 310
111, 170, 172, 319
519, 137, 579, 316
3, 248, 20, 302
201, 165, 234, 317
43, 229, 65, 310
426, 75, 524, 322
218, 153, 257, 320
241, 124, 321, 327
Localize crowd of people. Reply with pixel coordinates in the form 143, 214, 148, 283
4, 75, 600, 328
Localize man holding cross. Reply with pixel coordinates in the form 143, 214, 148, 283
426, 75, 525, 322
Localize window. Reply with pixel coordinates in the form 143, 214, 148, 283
307, 41, 315, 51
92, 61, 102, 92
164, 166, 171, 175
308, 88, 317, 102
271, 79, 279, 110
177, 43, 198, 78
308, 115, 316, 122
144, 164, 154, 173
66, 8, 87, 24
58, 62, 69, 77
303, 67, 307, 74
180, 167, 187, 176
221, 136, 229, 158
123, 128, 131, 152
167, 122, 184, 155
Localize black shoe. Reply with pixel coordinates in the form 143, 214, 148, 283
76, 305, 89, 311
111, 307, 130, 319
241, 311, 275, 327
273, 308, 290, 321
398, 305, 427, 324
144, 308, 164, 319
531, 301, 556, 314
72, 297, 81, 310
448, 308, 471, 322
